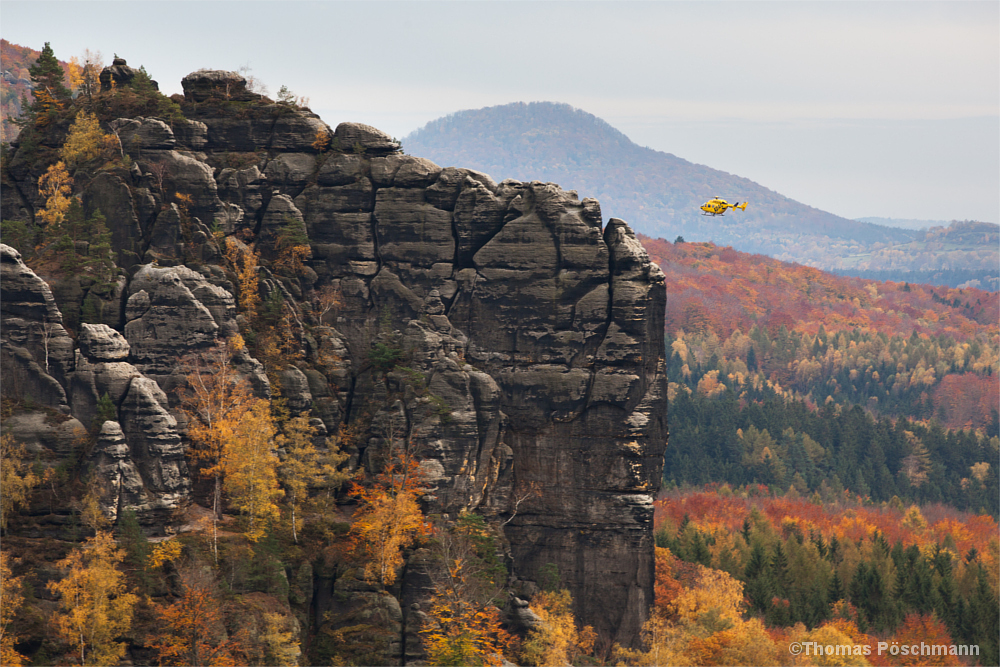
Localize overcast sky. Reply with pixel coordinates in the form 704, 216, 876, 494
3, 1, 998, 223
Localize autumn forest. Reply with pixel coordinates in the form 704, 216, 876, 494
0, 40, 998, 667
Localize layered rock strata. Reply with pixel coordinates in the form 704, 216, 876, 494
0, 67, 667, 648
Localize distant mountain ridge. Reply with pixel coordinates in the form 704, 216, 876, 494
854, 216, 947, 230
403, 102, 922, 269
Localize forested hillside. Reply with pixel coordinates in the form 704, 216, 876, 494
641, 490, 1000, 666
832, 221, 999, 290
648, 236, 999, 516
1, 40, 44, 143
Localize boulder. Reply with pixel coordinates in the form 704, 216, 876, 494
110, 117, 176, 151
332, 122, 400, 156
78, 324, 130, 361
181, 69, 256, 102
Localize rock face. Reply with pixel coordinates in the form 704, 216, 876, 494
1, 250, 191, 526
0, 69, 667, 651
0, 244, 75, 410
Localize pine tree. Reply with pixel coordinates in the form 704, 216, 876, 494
827, 570, 844, 605
968, 566, 999, 666
769, 542, 790, 597
29, 42, 70, 101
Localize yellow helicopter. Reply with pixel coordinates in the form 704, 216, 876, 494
700, 197, 748, 216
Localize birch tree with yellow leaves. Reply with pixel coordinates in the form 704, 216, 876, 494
276, 414, 349, 543
182, 335, 281, 550
47, 531, 138, 667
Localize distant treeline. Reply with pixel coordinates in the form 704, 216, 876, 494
664, 386, 1000, 517
831, 268, 999, 291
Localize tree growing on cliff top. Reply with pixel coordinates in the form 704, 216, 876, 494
60, 111, 117, 172
29, 42, 69, 102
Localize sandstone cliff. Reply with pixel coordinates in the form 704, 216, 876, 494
1, 64, 666, 656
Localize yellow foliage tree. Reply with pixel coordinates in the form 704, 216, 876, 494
60, 111, 117, 171
258, 612, 301, 667
47, 531, 139, 667
616, 565, 780, 667
0, 552, 27, 666
220, 398, 282, 542
803, 624, 871, 666
181, 336, 258, 557
37, 161, 73, 226
350, 452, 428, 586
520, 589, 595, 667
669, 565, 744, 625
0, 433, 38, 530
223, 239, 260, 322
276, 414, 349, 543
148, 539, 183, 570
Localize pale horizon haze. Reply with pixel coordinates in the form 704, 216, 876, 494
3, 1, 998, 224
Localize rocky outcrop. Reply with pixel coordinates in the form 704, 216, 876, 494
90, 421, 147, 524
0, 69, 667, 651
117, 377, 191, 523
100, 56, 157, 92
181, 69, 260, 103
123, 263, 269, 397
0, 244, 75, 409
0, 251, 191, 526
70, 324, 141, 426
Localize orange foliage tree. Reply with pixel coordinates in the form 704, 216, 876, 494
47, 532, 139, 667
420, 513, 512, 666
421, 556, 513, 666
150, 572, 246, 667
349, 449, 429, 586
520, 589, 595, 667
888, 613, 962, 667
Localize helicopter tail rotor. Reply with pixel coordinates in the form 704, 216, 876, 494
735, 202, 748, 211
